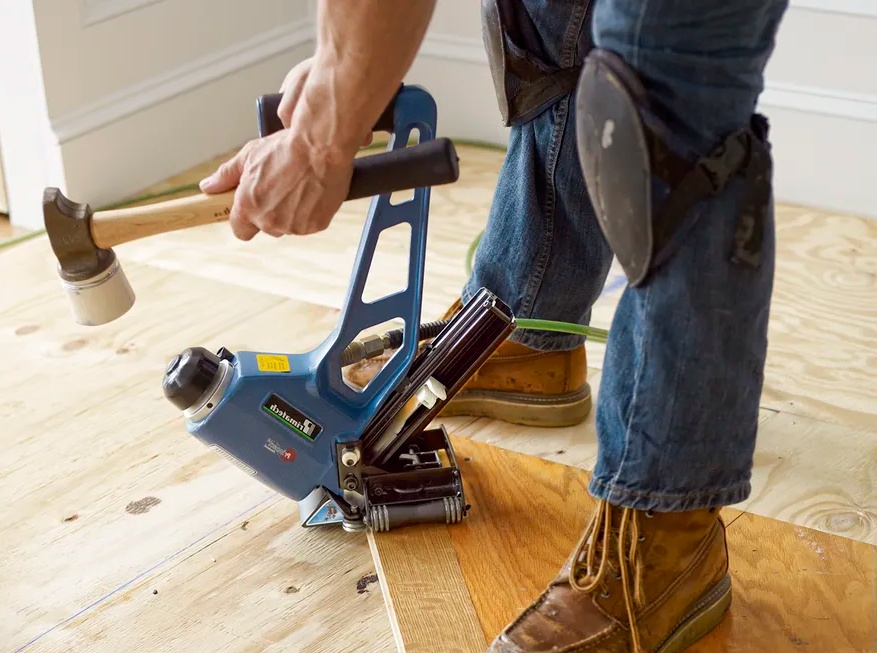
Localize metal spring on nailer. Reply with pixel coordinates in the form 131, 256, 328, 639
370, 505, 390, 532
369, 497, 465, 532
443, 496, 464, 524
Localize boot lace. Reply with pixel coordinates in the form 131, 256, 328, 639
567, 500, 647, 653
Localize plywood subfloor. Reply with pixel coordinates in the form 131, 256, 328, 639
371, 437, 877, 653
2, 141, 876, 651
0, 238, 395, 652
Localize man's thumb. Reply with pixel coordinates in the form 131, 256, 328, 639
199, 151, 244, 193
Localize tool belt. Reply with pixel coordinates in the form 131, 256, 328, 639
481, 0, 592, 126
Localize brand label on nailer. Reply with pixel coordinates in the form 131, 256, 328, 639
262, 393, 322, 442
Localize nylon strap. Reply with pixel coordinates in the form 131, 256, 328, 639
645, 117, 771, 268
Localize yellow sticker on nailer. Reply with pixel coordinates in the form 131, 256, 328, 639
256, 354, 290, 373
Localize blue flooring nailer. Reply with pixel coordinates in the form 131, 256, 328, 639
155, 85, 517, 532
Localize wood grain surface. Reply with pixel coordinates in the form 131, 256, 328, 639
763, 205, 877, 431
447, 438, 594, 642
20, 499, 393, 653
367, 526, 487, 653
372, 437, 876, 653
696, 511, 877, 653
0, 215, 27, 242
0, 238, 394, 652
91, 190, 235, 248
737, 410, 877, 544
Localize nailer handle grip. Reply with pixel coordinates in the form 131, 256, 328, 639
256, 85, 458, 201
256, 85, 400, 138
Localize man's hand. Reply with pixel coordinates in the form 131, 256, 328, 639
199, 0, 436, 241
198, 55, 362, 240
199, 55, 376, 240
275, 57, 374, 140
277, 58, 312, 128
198, 127, 356, 240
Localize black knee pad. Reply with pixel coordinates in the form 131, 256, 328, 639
574, 48, 774, 286
482, 0, 592, 126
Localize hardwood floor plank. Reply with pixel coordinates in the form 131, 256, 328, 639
708, 511, 876, 653
368, 527, 487, 653
371, 437, 876, 653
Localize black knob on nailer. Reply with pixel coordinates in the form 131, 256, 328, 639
163, 347, 221, 411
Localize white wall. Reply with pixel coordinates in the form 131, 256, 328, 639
406, 1, 508, 146
2, 0, 873, 230
0, 0, 314, 230
758, 1, 877, 218
0, 137, 7, 215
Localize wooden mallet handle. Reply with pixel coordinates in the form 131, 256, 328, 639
90, 191, 234, 249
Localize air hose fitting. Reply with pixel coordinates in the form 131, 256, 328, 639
340, 316, 609, 368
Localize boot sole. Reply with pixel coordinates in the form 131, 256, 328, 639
438, 385, 592, 428
655, 573, 732, 653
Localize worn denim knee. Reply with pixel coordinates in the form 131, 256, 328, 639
464, 0, 612, 351
465, 0, 789, 511
588, 0, 789, 511
462, 95, 614, 351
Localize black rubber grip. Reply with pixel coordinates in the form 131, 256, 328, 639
254, 87, 458, 200
256, 85, 400, 138
346, 138, 459, 200
256, 94, 285, 138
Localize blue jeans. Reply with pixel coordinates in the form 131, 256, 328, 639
463, 0, 789, 512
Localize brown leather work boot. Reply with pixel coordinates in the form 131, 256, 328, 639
488, 500, 731, 653
342, 299, 592, 427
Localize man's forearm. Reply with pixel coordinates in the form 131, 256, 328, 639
296, 0, 437, 155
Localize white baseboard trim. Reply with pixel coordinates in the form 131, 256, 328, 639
5, 24, 314, 230
418, 32, 488, 65
51, 19, 314, 144
81, 0, 164, 28
759, 82, 877, 123
790, 0, 877, 19
0, 150, 7, 215
417, 33, 877, 126
58, 47, 314, 215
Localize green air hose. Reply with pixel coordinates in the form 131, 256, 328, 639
462, 226, 610, 344
0, 142, 610, 343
